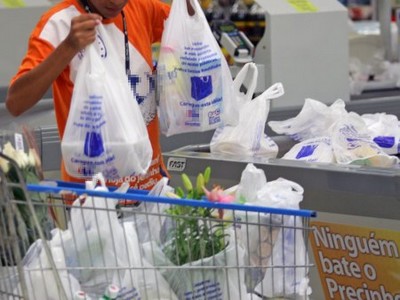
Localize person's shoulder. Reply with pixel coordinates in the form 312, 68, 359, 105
33, 1, 80, 42
38, 0, 78, 27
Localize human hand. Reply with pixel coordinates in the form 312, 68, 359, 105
64, 13, 102, 53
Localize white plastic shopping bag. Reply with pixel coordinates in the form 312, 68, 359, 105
361, 112, 400, 155
13, 236, 80, 300
119, 221, 178, 300
143, 230, 247, 300
232, 164, 311, 297
60, 173, 141, 298
235, 163, 267, 204
157, 0, 237, 136
68, 174, 128, 287
61, 24, 152, 180
330, 114, 399, 167
282, 136, 335, 163
268, 98, 347, 141
253, 178, 311, 298
123, 177, 174, 244
210, 79, 284, 157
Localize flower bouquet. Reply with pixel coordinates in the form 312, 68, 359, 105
142, 167, 248, 300
0, 129, 53, 265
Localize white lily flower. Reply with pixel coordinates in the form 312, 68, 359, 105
0, 142, 18, 173
15, 150, 29, 168
0, 156, 9, 173
2, 142, 17, 162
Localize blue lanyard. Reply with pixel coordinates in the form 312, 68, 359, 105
80, 0, 131, 75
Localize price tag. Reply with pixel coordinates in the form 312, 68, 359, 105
14, 133, 24, 151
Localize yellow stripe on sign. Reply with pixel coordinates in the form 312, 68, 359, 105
2, 0, 26, 8
287, 0, 318, 13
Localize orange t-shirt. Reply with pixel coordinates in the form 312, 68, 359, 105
11, 0, 170, 190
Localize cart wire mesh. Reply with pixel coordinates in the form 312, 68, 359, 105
0, 154, 316, 300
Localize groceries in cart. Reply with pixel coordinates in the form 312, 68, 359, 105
269, 98, 400, 167
0, 158, 315, 299
234, 163, 311, 297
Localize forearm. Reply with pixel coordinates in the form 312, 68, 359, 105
6, 41, 78, 116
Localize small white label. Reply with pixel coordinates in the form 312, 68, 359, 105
166, 157, 186, 171
14, 133, 24, 151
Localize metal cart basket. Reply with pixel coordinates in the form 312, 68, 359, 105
0, 153, 316, 300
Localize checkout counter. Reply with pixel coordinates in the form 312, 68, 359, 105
161, 2, 400, 297
1, 0, 400, 298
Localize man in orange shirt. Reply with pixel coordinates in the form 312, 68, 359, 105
6, 0, 192, 190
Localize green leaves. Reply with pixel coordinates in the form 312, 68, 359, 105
163, 167, 229, 266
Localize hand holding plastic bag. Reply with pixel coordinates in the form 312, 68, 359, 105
62, 24, 152, 180
157, 0, 237, 136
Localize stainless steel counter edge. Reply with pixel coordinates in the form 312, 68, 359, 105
163, 147, 400, 221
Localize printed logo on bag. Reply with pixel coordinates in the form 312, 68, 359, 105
373, 136, 395, 149
191, 75, 213, 101
161, 41, 224, 130
296, 145, 317, 159
208, 107, 221, 125
97, 35, 107, 58
84, 131, 104, 157
184, 280, 222, 299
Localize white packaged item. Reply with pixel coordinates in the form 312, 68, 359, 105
282, 136, 335, 163
61, 24, 152, 180
157, 0, 237, 136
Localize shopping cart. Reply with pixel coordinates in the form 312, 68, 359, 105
0, 153, 316, 300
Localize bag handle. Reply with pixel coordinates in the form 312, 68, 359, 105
257, 82, 285, 102
233, 62, 259, 103
173, 0, 207, 24
85, 172, 107, 190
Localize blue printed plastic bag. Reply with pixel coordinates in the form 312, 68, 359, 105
157, 0, 238, 136
61, 24, 152, 180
